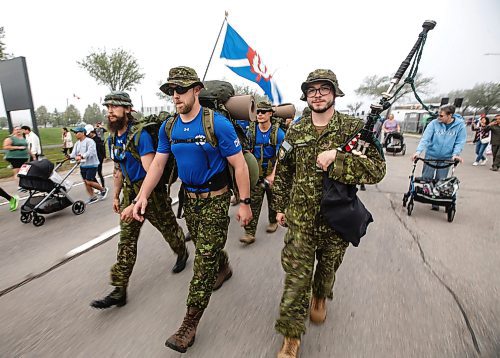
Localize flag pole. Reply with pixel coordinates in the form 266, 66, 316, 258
202, 11, 228, 81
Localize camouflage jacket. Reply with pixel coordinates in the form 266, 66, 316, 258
273, 111, 386, 228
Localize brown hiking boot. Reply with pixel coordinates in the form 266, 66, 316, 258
239, 233, 256, 244
266, 222, 278, 233
213, 262, 233, 291
310, 296, 327, 324
165, 307, 204, 353
277, 337, 300, 358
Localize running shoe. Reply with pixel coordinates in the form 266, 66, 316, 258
9, 195, 19, 212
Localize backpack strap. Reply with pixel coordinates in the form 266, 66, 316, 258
202, 107, 217, 147
164, 115, 178, 143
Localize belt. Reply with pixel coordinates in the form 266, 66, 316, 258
185, 186, 228, 199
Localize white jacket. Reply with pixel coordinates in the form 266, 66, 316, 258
26, 132, 41, 155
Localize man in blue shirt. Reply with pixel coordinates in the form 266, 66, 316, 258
240, 100, 285, 244
132, 67, 252, 353
412, 104, 466, 210
90, 91, 188, 310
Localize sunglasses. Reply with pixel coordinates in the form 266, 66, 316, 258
256, 109, 272, 115
165, 85, 194, 96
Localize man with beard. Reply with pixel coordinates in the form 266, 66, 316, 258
240, 100, 285, 244
132, 66, 252, 353
272, 69, 386, 357
90, 91, 188, 309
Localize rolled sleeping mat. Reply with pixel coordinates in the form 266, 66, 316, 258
225, 94, 256, 122
243, 151, 260, 188
273, 103, 296, 120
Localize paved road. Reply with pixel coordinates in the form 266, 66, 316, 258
0, 137, 499, 357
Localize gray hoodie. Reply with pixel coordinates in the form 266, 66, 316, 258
70, 137, 99, 167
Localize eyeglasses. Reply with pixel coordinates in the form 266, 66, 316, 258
256, 109, 272, 115
165, 85, 193, 96
306, 85, 332, 98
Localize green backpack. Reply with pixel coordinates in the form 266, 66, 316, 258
246, 121, 280, 176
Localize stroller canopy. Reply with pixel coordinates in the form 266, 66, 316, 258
19, 159, 54, 179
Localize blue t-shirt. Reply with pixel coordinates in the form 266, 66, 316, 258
157, 108, 242, 191
236, 119, 250, 135
252, 125, 285, 169
111, 128, 155, 183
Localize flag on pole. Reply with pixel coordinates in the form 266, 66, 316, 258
220, 23, 282, 104
73, 93, 80, 100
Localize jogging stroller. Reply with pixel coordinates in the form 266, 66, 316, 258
384, 132, 406, 156
17, 158, 85, 226
402, 158, 460, 222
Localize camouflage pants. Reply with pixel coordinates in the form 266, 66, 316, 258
275, 220, 349, 338
184, 191, 231, 310
244, 181, 277, 236
110, 190, 186, 287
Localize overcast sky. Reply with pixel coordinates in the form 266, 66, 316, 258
1, 0, 499, 122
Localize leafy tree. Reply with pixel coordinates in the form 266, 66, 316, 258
51, 109, 65, 126
78, 48, 145, 91
347, 101, 363, 116
64, 104, 81, 125
0, 27, 13, 60
467, 82, 500, 114
356, 73, 433, 103
35, 106, 51, 127
234, 83, 269, 103
0, 116, 8, 128
83, 103, 105, 124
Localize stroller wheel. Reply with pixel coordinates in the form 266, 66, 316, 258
72, 201, 86, 215
447, 206, 456, 223
33, 215, 45, 227
20, 212, 33, 224
407, 201, 414, 216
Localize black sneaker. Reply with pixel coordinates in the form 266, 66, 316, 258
100, 187, 109, 200
85, 196, 99, 205
172, 248, 189, 273
90, 287, 127, 309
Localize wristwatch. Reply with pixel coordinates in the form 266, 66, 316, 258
240, 198, 252, 205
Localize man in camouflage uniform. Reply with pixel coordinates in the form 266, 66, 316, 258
90, 91, 188, 309
240, 100, 285, 244
132, 67, 252, 353
272, 69, 386, 357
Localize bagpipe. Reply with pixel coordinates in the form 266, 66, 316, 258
321, 20, 437, 247
341, 20, 437, 158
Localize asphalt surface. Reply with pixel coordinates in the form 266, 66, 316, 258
0, 136, 499, 357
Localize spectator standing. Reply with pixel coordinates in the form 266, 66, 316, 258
62, 127, 73, 155
21, 126, 41, 160
472, 117, 490, 166
488, 114, 500, 171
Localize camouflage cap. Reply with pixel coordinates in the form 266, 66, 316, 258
102, 91, 133, 107
159, 66, 204, 94
300, 69, 345, 101
256, 100, 275, 112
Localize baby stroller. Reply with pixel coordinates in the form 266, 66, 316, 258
384, 132, 406, 156
402, 158, 460, 222
17, 158, 85, 226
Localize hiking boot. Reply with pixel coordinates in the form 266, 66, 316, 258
266, 222, 278, 233
490, 167, 499, 172
310, 296, 327, 324
213, 262, 232, 291
239, 234, 256, 244
172, 247, 189, 273
9, 195, 19, 212
277, 337, 300, 358
90, 286, 127, 309
165, 307, 204, 353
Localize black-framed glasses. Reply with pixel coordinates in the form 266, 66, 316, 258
165, 85, 193, 96
306, 85, 332, 98
257, 109, 272, 115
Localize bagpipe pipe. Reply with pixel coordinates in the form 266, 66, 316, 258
341, 20, 437, 158
320, 21, 437, 247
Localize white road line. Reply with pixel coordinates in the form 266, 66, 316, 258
63, 196, 180, 259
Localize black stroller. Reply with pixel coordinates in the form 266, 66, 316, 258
384, 132, 406, 156
402, 158, 460, 222
18, 158, 85, 226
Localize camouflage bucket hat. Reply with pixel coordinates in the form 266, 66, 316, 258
256, 100, 275, 112
102, 91, 133, 107
159, 66, 204, 94
300, 69, 345, 101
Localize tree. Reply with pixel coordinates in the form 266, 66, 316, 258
347, 101, 363, 116
234, 83, 269, 103
35, 106, 51, 127
78, 48, 145, 91
0, 116, 8, 128
51, 109, 64, 126
83, 103, 105, 124
356, 73, 434, 103
64, 104, 81, 125
467, 82, 500, 114
0, 27, 13, 60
